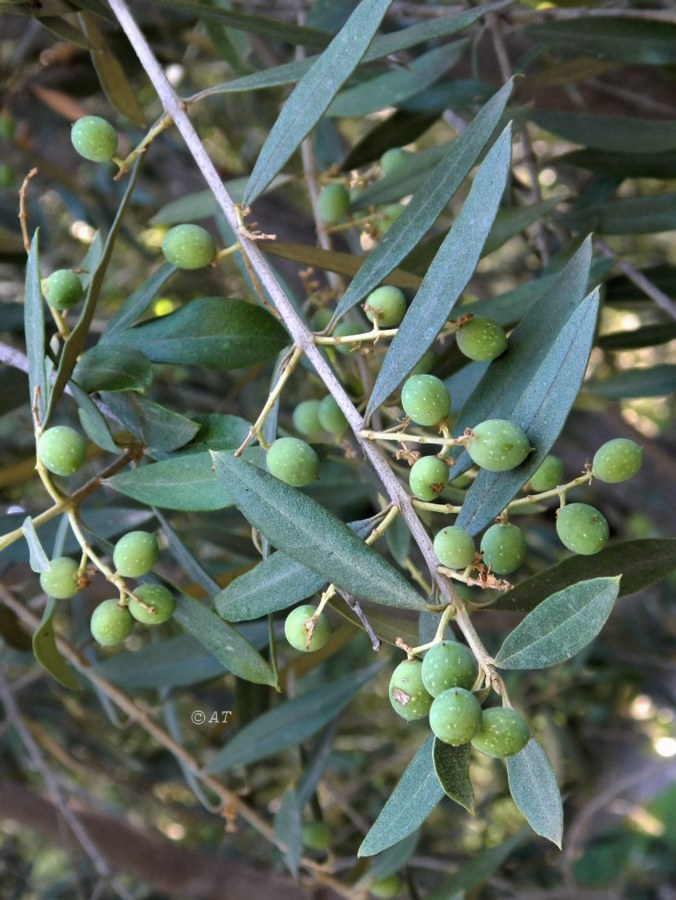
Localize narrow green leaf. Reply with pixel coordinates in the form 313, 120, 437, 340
275, 789, 302, 878
493, 539, 676, 614
526, 18, 676, 66
24, 230, 49, 424
244, 0, 394, 205
211, 452, 428, 611
73, 344, 153, 393
215, 517, 374, 621
569, 192, 676, 235
433, 740, 475, 814
105, 452, 232, 511
100, 392, 199, 453
327, 42, 465, 118
495, 577, 621, 670
47, 161, 141, 419
189, 413, 251, 451
70, 382, 119, 454
586, 364, 676, 399
103, 262, 175, 340
148, 0, 330, 47
155, 509, 221, 596
428, 831, 528, 898
366, 124, 513, 419
532, 109, 676, 155
260, 241, 422, 290
79, 12, 145, 126
454, 241, 595, 535
368, 832, 420, 882
561, 149, 676, 179
33, 597, 82, 690
598, 323, 676, 350
94, 634, 227, 689
483, 196, 564, 255
506, 739, 563, 848
107, 297, 289, 370
204, 664, 381, 772
333, 81, 513, 324
174, 593, 275, 685
359, 736, 444, 857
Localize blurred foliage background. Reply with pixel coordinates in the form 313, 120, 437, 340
0, 0, 675, 898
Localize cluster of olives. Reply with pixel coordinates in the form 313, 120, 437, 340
389, 642, 529, 757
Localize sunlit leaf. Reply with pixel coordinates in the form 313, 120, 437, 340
506, 739, 563, 848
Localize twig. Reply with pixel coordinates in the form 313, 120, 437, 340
19, 167, 38, 253
596, 239, 676, 321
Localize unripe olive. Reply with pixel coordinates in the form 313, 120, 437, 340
467, 420, 530, 472
284, 604, 331, 652
370, 873, 403, 898
364, 286, 406, 328
90, 599, 133, 646
471, 707, 530, 758
389, 658, 432, 721
456, 316, 507, 362
161, 224, 216, 270
318, 395, 348, 435
128, 584, 176, 625
529, 454, 565, 492
267, 437, 319, 487
380, 147, 411, 176
401, 375, 451, 426
318, 183, 350, 224
300, 821, 332, 852
43, 270, 83, 310
71, 115, 118, 163
292, 399, 323, 438
593, 438, 643, 483
433, 526, 476, 569
409, 456, 448, 501
333, 321, 363, 354
379, 203, 405, 234
556, 503, 609, 555
480, 523, 526, 575
429, 687, 482, 746
40, 557, 80, 600
421, 641, 477, 697
37, 426, 87, 477
113, 531, 159, 578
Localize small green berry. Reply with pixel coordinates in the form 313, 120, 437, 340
401, 374, 451, 427
456, 316, 507, 362
529, 455, 565, 492
370, 873, 403, 898
593, 438, 643, 483
433, 526, 476, 569
128, 584, 176, 625
113, 531, 159, 578
43, 270, 84, 310
333, 320, 363, 354
318, 183, 350, 224
429, 687, 482, 746
389, 658, 432, 721
364, 286, 406, 328
311, 308, 333, 331
292, 399, 323, 438
556, 503, 609, 555
300, 821, 332, 852
161, 224, 216, 270
267, 437, 319, 487
379, 203, 405, 234
71, 115, 118, 163
40, 557, 80, 600
284, 604, 331, 652
380, 147, 412, 176
471, 707, 530, 758
421, 641, 477, 697
409, 456, 449, 501
467, 419, 531, 472
37, 426, 86, 477
90, 599, 134, 646
318, 395, 348, 435
480, 523, 526, 575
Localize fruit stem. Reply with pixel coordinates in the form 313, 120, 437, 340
234, 345, 303, 456
213, 242, 241, 263
314, 326, 398, 346
509, 469, 593, 509
412, 499, 462, 514
360, 429, 466, 448
114, 112, 173, 179
407, 603, 455, 656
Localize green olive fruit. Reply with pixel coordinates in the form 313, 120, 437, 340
429, 687, 482, 746
409, 456, 448, 501
267, 437, 319, 487
161, 224, 216, 269
311, 308, 333, 331
90, 599, 134, 646
593, 438, 643, 483
284, 604, 331, 652
456, 316, 507, 362
467, 419, 530, 472
71, 115, 118, 162
379, 203, 405, 234
369, 873, 403, 898
480, 523, 526, 575
300, 821, 332, 852
318, 183, 350, 224
380, 147, 412, 176
43, 270, 83, 310
471, 707, 530, 758
529, 455, 565, 492
318, 395, 348, 435
113, 531, 159, 578
401, 374, 451, 426
37, 426, 87, 477
128, 584, 176, 625
364, 286, 406, 327
556, 503, 609, 555
333, 320, 363, 354
389, 658, 432, 721
292, 399, 324, 438
433, 526, 476, 569
421, 641, 477, 697
40, 557, 80, 600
